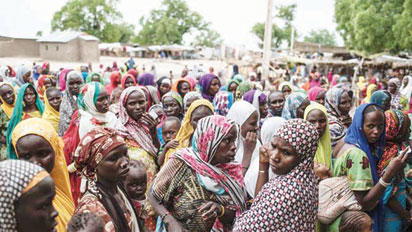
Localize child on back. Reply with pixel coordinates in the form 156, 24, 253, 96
157, 116, 181, 166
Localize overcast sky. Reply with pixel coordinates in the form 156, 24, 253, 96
0, 0, 342, 49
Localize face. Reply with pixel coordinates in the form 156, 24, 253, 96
268, 92, 285, 115
95, 89, 110, 113
210, 126, 237, 165
190, 106, 213, 129
241, 111, 259, 138
96, 144, 130, 183
23, 71, 32, 84
315, 90, 326, 105
15, 176, 58, 232
397, 115, 411, 142
185, 96, 201, 112
259, 100, 268, 118
122, 168, 147, 200
68, 76, 83, 96
388, 82, 397, 94
162, 120, 180, 142
178, 82, 190, 97
306, 109, 327, 137
110, 89, 122, 105
159, 83, 171, 95
163, 97, 181, 117
296, 99, 310, 119
382, 97, 391, 111
403, 77, 409, 86
125, 91, 147, 121
268, 136, 300, 175
282, 86, 292, 97
363, 110, 385, 144
91, 75, 101, 83
0, 84, 15, 105
338, 92, 352, 115
46, 90, 62, 112
228, 82, 238, 93
16, 135, 55, 173
208, 78, 220, 96
43, 78, 53, 89
124, 77, 135, 89
24, 86, 36, 107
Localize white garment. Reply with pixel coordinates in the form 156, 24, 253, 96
400, 76, 412, 99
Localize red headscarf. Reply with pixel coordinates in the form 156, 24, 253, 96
121, 74, 137, 89
105, 71, 121, 94
308, 86, 325, 101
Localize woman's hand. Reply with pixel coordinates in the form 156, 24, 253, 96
141, 113, 157, 130
243, 131, 257, 153
383, 151, 409, 181
198, 201, 221, 222
259, 145, 270, 164
164, 215, 187, 232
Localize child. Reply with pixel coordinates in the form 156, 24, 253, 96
67, 212, 104, 232
339, 211, 372, 232
157, 116, 181, 166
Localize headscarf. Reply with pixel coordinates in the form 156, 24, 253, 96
58, 71, 84, 136
388, 78, 403, 110
304, 102, 332, 169
156, 76, 171, 97
308, 86, 325, 101
13, 64, 31, 86
364, 84, 378, 103
260, 117, 286, 145
120, 74, 137, 89
183, 91, 201, 111
105, 71, 121, 94
325, 86, 352, 127
223, 79, 240, 92
213, 91, 234, 116
242, 90, 267, 119
142, 85, 160, 110
344, 103, 385, 232
162, 91, 183, 109
138, 73, 155, 86
370, 90, 391, 109
42, 90, 61, 132
281, 92, 306, 120
279, 82, 294, 92
232, 74, 244, 83
6, 83, 44, 159
164, 99, 214, 162
173, 115, 247, 217
235, 81, 252, 100
127, 69, 138, 79
199, 73, 220, 102
116, 87, 158, 156
0, 160, 47, 231
172, 78, 192, 93
58, 69, 73, 91
37, 74, 49, 97
86, 72, 104, 85
233, 119, 320, 231
400, 76, 412, 99
77, 82, 118, 138
0, 82, 15, 118
11, 118, 75, 232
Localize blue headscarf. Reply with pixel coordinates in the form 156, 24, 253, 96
6, 83, 44, 159
281, 92, 306, 120
344, 103, 385, 232
370, 90, 391, 109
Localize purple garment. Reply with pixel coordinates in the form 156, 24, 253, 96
138, 73, 155, 86
199, 74, 220, 102
243, 90, 266, 104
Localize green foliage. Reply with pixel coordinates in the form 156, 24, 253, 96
192, 29, 222, 47
303, 29, 337, 46
251, 4, 297, 48
335, 0, 412, 54
51, 0, 135, 42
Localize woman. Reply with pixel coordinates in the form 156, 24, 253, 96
86, 72, 105, 85
213, 91, 234, 116
0, 160, 58, 232
235, 81, 252, 100
233, 119, 320, 231
149, 115, 248, 232
325, 86, 352, 148
138, 73, 155, 86
12, 64, 32, 87
362, 84, 378, 104
227, 100, 260, 197
58, 71, 84, 136
172, 78, 192, 99
281, 92, 309, 120
121, 74, 137, 89
106, 71, 121, 95
37, 75, 54, 99
6, 83, 44, 159
77, 82, 118, 138
267, 91, 285, 117
163, 99, 214, 163
377, 110, 411, 231
260, 116, 286, 145
74, 127, 140, 232
400, 75, 412, 100
156, 76, 171, 99
226, 79, 240, 96
330, 104, 409, 232
199, 73, 221, 102
308, 86, 326, 105
278, 82, 293, 98
11, 118, 75, 232
183, 91, 201, 112
243, 90, 268, 121
43, 87, 62, 132
304, 102, 332, 170
162, 91, 183, 119
370, 90, 391, 111
388, 78, 408, 111
0, 82, 15, 159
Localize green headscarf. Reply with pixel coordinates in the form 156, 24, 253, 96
86, 72, 104, 85
235, 82, 252, 100
6, 83, 44, 159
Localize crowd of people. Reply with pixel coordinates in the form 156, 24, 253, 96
0, 60, 411, 232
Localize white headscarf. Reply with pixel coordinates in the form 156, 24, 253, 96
261, 117, 286, 145
400, 75, 412, 99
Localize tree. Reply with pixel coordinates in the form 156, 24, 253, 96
51, 0, 135, 42
251, 4, 297, 48
192, 29, 222, 47
36, 31, 43, 37
303, 29, 337, 46
134, 0, 218, 46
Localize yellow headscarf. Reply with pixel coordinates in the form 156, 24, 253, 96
11, 118, 74, 232
0, 82, 15, 118
164, 98, 214, 163
364, 84, 377, 103
304, 102, 332, 170
42, 93, 60, 132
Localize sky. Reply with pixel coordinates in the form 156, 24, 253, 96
0, 0, 342, 49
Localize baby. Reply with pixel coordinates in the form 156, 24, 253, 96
157, 116, 181, 166
67, 212, 104, 232
339, 211, 372, 232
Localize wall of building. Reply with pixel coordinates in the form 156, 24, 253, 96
0, 37, 39, 57
39, 40, 80, 61
79, 39, 99, 62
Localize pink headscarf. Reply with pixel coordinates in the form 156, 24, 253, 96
308, 86, 325, 101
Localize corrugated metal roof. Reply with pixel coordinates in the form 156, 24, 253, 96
37, 31, 99, 43
0, 33, 38, 40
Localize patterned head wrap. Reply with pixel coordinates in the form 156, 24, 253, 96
0, 160, 48, 231
161, 91, 183, 109
281, 92, 306, 120
183, 91, 201, 110
120, 74, 136, 89
370, 90, 391, 108
213, 91, 234, 116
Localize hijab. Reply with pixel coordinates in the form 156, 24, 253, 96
14, 64, 31, 86
42, 90, 61, 132
370, 90, 390, 109
58, 69, 73, 91
308, 86, 325, 101
120, 74, 137, 89
172, 78, 192, 94
199, 74, 220, 102
138, 73, 155, 86
260, 117, 286, 145
106, 71, 121, 94
364, 84, 378, 103
388, 78, 403, 110
156, 76, 171, 98
213, 91, 234, 116
400, 76, 412, 99
281, 92, 306, 120
86, 72, 104, 85
183, 91, 201, 111
0, 82, 15, 118
242, 90, 267, 119
235, 81, 252, 100
325, 86, 352, 127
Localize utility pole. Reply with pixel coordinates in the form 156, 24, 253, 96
262, 0, 273, 80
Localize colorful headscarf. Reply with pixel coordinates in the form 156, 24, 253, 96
281, 92, 306, 120
6, 83, 44, 159
388, 78, 403, 110
344, 103, 385, 232
11, 118, 75, 232
0, 160, 47, 231
120, 74, 137, 89
370, 90, 391, 109
304, 102, 332, 169
172, 78, 192, 94
37, 74, 50, 98
58, 69, 73, 91
242, 90, 267, 119
213, 91, 234, 116
308, 86, 325, 101
199, 74, 220, 102
86, 72, 104, 85
325, 86, 352, 127
233, 119, 319, 231
364, 84, 378, 103
127, 69, 138, 79
278, 82, 294, 92
162, 91, 183, 109
183, 91, 201, 111
235, 82, 252, 100
105, 71, 121, 94
0, 82, 15, 118
42, 90, 61, 132
117, 86, 158, 156
232, 74, 244, 83
138, 73, 155, 86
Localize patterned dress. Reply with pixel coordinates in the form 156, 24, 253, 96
0, 111, 8, 160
